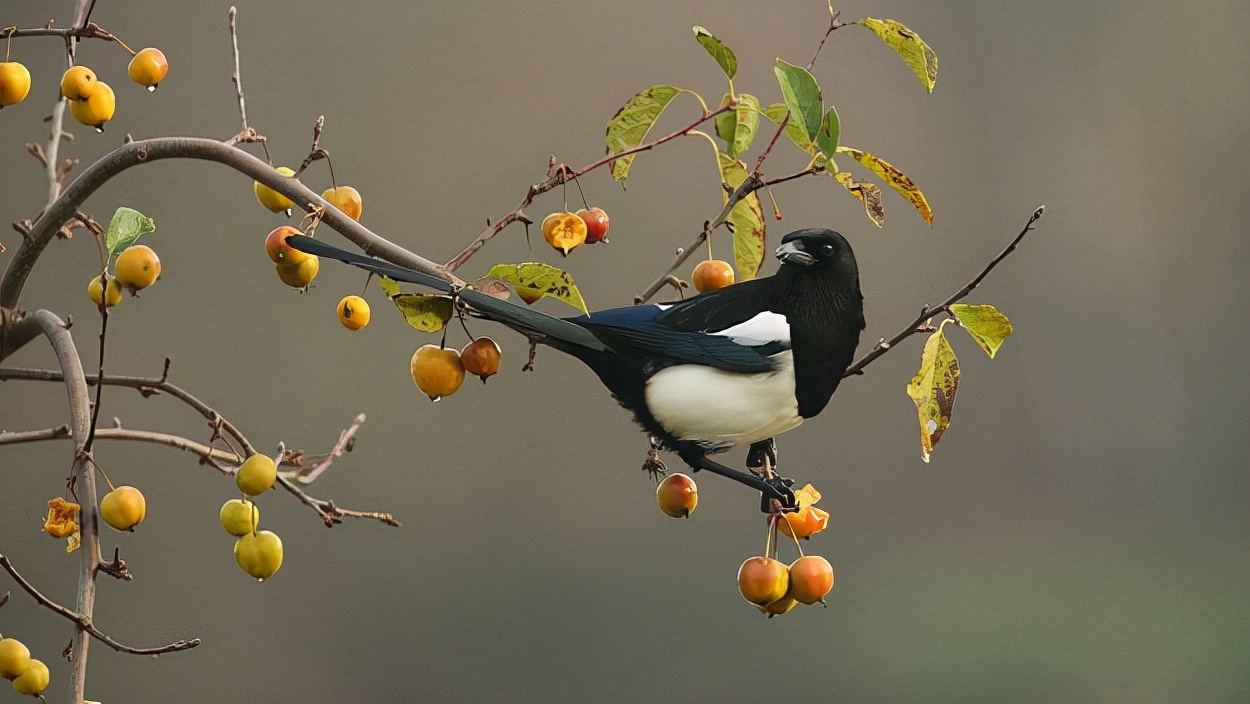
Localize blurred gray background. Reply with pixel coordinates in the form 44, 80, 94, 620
1, 1, 1247, 702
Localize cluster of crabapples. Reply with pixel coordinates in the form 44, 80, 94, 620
656, 473, 834, 615
0, 636, 50, 697
410, 338, 502, 400
539, 207, 610, 256
220, 454, 283, 581
0, 46, 168, 132
86, 243, 162, 308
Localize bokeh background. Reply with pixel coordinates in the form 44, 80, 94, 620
2, 1, 1247, 702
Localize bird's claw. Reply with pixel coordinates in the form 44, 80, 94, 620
759, 477, 798, 514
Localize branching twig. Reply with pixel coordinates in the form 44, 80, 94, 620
280, 413, 366, 484
0, 137, 462, 342
1, 365, 397, 526
443, 103, 736, 272
844, 206, 1044, 377
0, 551, 200, 657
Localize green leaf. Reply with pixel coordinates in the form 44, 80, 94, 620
833, 171, 885, 228
106, 207, 155, 256
392, 293, 454, 333
761, 101, 816, 155
905, 322, 960, 463
949, 304, 1013, 358
773, 59, 822, 144
718, 153, 766, 280
486, 263, 589, 314
378, 276, 399, 297
815, 106, 840, 162
861, 18, 938, 93
838, 146, 933, 223
693, 26, 737, 80
605, 85, 683, 182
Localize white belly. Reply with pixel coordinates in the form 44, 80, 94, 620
644, 351, 802, 447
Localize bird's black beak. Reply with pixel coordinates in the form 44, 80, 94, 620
775, 241, 816, 266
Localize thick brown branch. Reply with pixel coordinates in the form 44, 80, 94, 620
844, 206, 1044, 376
0, 137, 462, 352
0, 551, 200, 657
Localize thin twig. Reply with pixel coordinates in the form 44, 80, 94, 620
227, 7, 247, 133
844, 206, 1044, 376
0, 551, 200, 657
443, 103, 735, 272
1, 365, 398, 526
0, 425, 241, 468
281, 413, 366, 484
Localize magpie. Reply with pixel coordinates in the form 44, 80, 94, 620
286, 228, 864, 509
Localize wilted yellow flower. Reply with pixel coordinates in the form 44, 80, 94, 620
777, 483, 829, 540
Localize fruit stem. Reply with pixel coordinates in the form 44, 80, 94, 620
571, 176, 588, 211
111, 34, 135, 56
783, 516, 806, 558
91, 458, 116, 493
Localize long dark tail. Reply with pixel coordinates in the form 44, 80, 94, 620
286, 235, 606, 352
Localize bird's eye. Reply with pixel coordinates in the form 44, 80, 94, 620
821, 243, 835, 256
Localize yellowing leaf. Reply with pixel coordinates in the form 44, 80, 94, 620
392, 293, 454, 333
950, 303, 1013, 358
833, 171, 885, 228
861, 17, 938, 93
773, 59, 822, 144
727, 93, 760, 158
693, 26, 737, 79
106, 207, 155, 256
486, 263, 589, 314
378, 276, 400, 297
838, 146, 933, 224
906, 324, 960, 463
44, 497, 81, 552
605, 85, 683, 182
718, 153, 766, 280
761, 102, 816, 155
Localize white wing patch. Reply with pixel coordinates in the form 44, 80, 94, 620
711, 311, 791, 347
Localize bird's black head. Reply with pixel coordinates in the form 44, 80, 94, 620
775, 229, 857, 272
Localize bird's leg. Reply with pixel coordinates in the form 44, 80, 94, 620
683, 451, 797, 513
746, 438, 779, 477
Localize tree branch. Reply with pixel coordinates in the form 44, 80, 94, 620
25, 309, 99, 703
0, 137, 463, 356
1, 365, 398, 527
0, 551, 200, 657
844, 206, 1044, 377
0, 424, 241, 467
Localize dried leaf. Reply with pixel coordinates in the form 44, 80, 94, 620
861, 17, 938, 92
471, 277, 512, 301
693, 26, 737, 79
838, 146, 933, 223
833, 171, 885, 228
906, 323, 960, 462
486, 263, 589, 314
718, 153, 766, 280
950, 303, 1013, 358
605, 85, 683, 182
106, 207, 155, 256
44, 497, 81, 552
